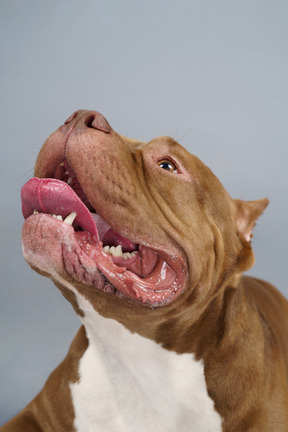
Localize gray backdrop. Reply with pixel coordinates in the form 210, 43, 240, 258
1, 0, 287, 425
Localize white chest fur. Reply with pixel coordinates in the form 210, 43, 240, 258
66, 288, 222, 432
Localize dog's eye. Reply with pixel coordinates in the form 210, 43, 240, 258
157, 159, 177, 173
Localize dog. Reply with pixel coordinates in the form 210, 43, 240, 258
2, 110, 288, 431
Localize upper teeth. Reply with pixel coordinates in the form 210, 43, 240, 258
34, 210, 77, 226
63, 212, 77, 225
103, 245, 137, 260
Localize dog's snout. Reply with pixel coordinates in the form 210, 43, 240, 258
64, 110, 111, 134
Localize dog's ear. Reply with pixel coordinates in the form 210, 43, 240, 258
234, 198, 269, 242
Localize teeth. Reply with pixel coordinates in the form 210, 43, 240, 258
32, 210, 138, 259
52, 214, 63, 221
63, 212, 77, 226
114, 245, 123, 257
124, 251, 138, 258
33, 209, 77, 226
102, 245, 138, 259
107, 246, 120, 257
67, 177, 73, 185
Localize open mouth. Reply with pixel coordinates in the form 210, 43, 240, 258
21, 161, 186, 306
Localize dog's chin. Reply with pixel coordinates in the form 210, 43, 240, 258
21, 210, 187, 309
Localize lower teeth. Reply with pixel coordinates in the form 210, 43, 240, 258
103, 245, 137, 259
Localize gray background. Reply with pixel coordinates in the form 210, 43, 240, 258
1, 0, 287, 425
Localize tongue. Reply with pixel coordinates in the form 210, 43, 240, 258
21, 178, 99, 239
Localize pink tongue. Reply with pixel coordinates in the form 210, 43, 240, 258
21, 178, 99, 239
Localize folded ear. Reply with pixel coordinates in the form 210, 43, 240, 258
234, 198, 269, 242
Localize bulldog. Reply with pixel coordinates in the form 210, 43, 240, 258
2, 110, 288, 431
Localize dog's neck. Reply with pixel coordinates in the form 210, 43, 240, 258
67, 284, 223, 431
57, 272, 246, 359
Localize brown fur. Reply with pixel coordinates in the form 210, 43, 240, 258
1, 327, 88, 432
2, 110, 288, 431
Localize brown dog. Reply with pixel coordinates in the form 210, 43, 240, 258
2, 110, 288, 431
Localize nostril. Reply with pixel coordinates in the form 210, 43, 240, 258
64, 111, 78, 125
63, 110, 112, 133
84, 114, 96, 128
84, 112, 111, 133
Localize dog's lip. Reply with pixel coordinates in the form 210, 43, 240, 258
21, 177, 138, 253
21, 175, 187, 306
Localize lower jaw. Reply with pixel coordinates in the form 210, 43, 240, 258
70, 234, 184, 307
22, 214, 186, 307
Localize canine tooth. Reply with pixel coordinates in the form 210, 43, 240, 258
63, 212, 77, 226
33, 210, 39, 214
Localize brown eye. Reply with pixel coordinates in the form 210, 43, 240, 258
157, 159, 177, 173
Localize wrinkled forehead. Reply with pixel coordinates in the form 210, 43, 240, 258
125, 135, 222, 186
122, 135, 203, 168
123, 135, 188, 153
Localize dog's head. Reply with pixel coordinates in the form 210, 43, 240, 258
21, 111, 268, 344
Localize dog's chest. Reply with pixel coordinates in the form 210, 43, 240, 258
69, 309, 222, 432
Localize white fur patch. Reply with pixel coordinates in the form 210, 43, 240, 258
65, 294, 222, 432
56, 278, 222, 431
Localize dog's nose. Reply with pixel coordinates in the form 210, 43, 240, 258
64, 110, 111, 133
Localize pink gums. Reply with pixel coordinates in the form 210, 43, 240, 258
21, 177, 184, 306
